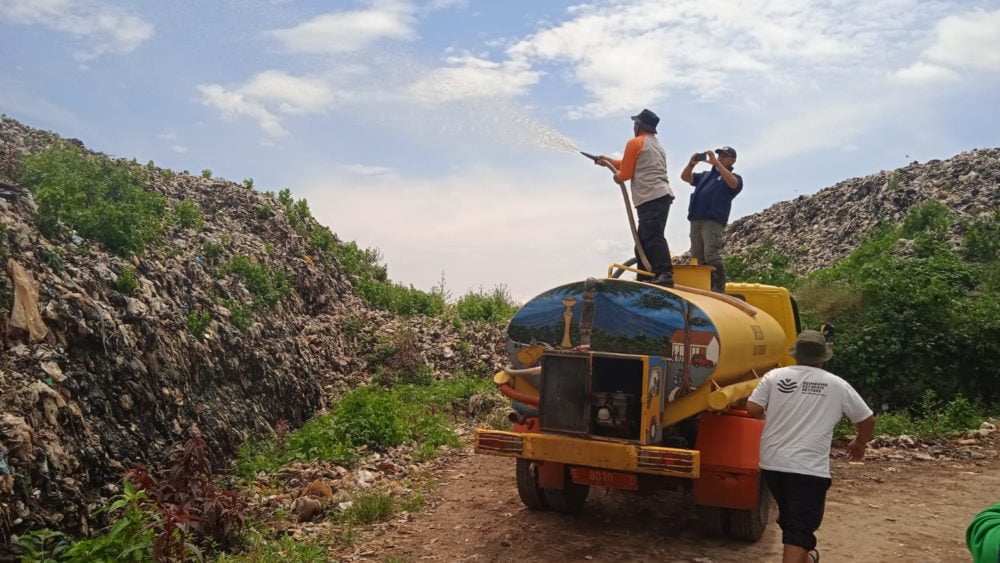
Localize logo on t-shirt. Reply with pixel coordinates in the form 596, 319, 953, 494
777, 378, 798, 393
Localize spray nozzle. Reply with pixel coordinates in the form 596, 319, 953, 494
579, 151, 599, 162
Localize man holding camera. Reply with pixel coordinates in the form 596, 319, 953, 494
594, 109, 675, 287
680, 146, 742, 293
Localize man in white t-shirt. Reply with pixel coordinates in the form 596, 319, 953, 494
747, 330, 875, 563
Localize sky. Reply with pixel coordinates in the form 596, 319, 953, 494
1, 0, 999, 300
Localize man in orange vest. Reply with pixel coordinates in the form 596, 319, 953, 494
594, 109, 675, 286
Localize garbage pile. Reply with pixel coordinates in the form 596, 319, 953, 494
726, 148, 1000, 271
0, 116, 506, 547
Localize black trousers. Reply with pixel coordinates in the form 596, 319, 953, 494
763, 469, 832, 551
635, 195, 674, 281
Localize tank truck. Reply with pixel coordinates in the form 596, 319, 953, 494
474, 263, 802, 541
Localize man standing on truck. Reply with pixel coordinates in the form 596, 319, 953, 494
680, 146, 742, 293
746, 330, 876, 563
594, 109, 675, 287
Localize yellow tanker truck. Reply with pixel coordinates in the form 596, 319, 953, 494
474, 263, 801, 541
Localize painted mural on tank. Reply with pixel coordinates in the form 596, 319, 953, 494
507, 278, 719, 398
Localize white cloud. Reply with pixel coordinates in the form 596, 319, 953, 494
267, 1, 416, 55
505, 0, 936, 116
301, 165, 668, 300
197, 71, 336, 137
405, 53, 540, 103
338, 163, 396, 176
894, 9, 1000, 81
892, 61, 959, 84
0, 0, 153, 61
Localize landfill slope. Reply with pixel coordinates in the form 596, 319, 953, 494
0, 116, 505, 543
725, 148, 1000, 271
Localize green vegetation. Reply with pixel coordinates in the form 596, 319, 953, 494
834, 393, 988, 438
339, 492, 394, 525
17, 438, 246, 561
16, 481, 156, 562
40, 248, 64, 274
187, 311, 212, 339
226, 300, 252, 332
203, 240, 224, 260
724, 243, 799, 289
20, 147, 166, 257
173, 200, 204, 230
201, 169, 213, 179
236, 375, 493, 479
114, 267, 139, 296
455, 285, 519, 323
357, 279, 446, 318
729, 200, 1000, 412
215, 530, 325, 562
223, 254, 292, 309
242, 178, 254, 189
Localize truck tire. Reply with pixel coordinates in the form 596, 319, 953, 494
695, 505, 729, 537
543, 480, 589, 514
516, 459, 549, 511
728, 474, 771, 542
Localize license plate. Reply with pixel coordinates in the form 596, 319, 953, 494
570, 467, 638, 490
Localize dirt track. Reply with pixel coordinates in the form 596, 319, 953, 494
342, 442, 1000, 562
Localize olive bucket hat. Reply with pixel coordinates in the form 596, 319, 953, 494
790, 330, 833, 364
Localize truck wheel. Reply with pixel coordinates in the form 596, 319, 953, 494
516, 459, 549, 510
695, 505, 728, 537
543, 481, 589, 514
728, 474, 771, 542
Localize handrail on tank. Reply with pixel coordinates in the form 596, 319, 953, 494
605, 263, 758, 317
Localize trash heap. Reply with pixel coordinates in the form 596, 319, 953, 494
0, 116, 505, 545
725, 148, 1000, 271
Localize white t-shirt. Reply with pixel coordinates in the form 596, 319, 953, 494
748, 365, 873, 478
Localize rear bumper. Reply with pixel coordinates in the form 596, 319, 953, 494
474, 429, 700, 479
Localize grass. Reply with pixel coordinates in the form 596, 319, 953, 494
834, 393, 992, 439
339, 492, 394, 525
236, 375, 496, 480
215, 528, 326, 562
455, 285, 519, 323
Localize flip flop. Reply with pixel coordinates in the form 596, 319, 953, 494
808, 549, 820, 563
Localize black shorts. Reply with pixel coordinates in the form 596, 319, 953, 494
763, 469, 832, 551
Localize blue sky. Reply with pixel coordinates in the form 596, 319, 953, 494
2, 0, 999, 299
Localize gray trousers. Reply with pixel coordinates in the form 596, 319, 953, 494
690, 219, 726, 293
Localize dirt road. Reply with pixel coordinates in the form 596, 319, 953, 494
343, 441, 999, 562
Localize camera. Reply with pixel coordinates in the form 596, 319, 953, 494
694, 152, 708, 162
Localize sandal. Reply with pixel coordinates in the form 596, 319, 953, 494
808, 549, 820, 563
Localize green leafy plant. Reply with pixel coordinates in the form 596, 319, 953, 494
187, 311, 212, 339
223, 255, 292, 309
41, 248, 64, 274
226, 300, 252, 332
173, 200, 204, 230
114, 267, 139, 296
201, 169, 212, 179
455, 285, 519, 323
242, 178, 254, 189
20, 147, 166, 257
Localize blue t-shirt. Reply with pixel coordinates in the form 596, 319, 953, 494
687, 168, 743, 225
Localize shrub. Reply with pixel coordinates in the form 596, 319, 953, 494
201, 169, 212, 179
455, 285, 519, 323
186, 311, 211, 339
41, 248, 64, 273
724, 244, 799, 289
371, 328, 429, 386
356, 279, 445, 317
242, 178, 254, 189
114, 267, 139, 296
333, 240, 387, 282
227, 301, 252, 332
963, 212, 1000, 262
224, 254, 292, 309
327, 387, 407, 449
20, 147, 166, 256
173, 200, 204, 230
203, 241, 224, 260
